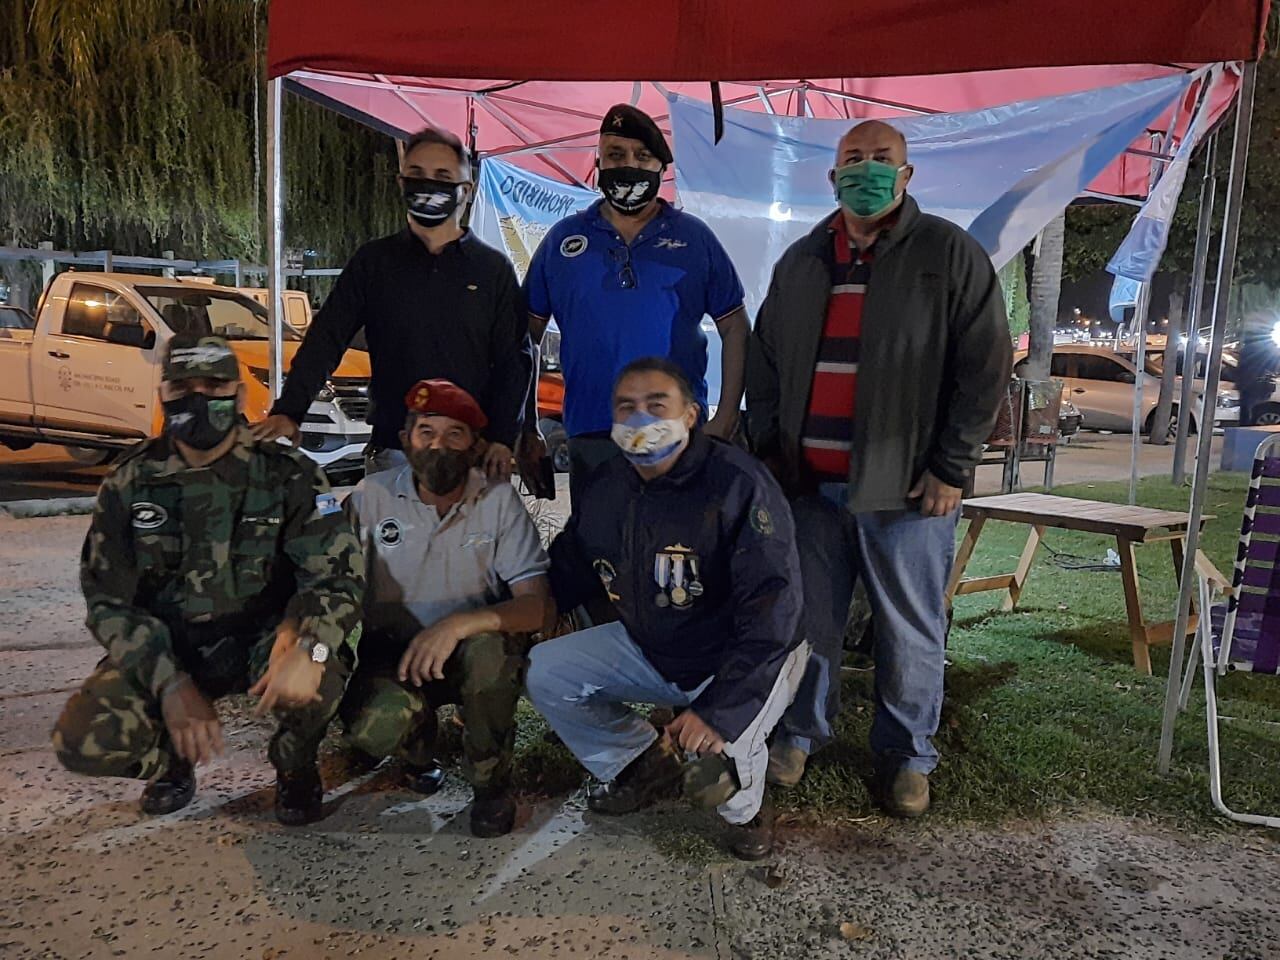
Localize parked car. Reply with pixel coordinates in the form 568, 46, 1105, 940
535, 323, 569, 472
0, 273, 371, 475
0, 304, 35, 333
1058, 396, 1083, 439
241, 286, 314, 335
1013, 345, 1232, 437
1142, 347, 1278, 425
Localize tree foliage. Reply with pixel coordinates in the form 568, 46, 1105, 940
0, 0, 400, 268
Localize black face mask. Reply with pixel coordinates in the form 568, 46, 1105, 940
162, 392, 238, 450
597, 166, 661, 215
403, 177, 464, 227
409, 446, 475, 495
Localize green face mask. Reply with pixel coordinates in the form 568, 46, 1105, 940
834, 159, 903, 219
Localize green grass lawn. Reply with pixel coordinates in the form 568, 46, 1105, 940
495, 472, 1280, 834
789, 471, 1280, 828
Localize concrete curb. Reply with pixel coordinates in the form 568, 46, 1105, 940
0, 497, 97, 519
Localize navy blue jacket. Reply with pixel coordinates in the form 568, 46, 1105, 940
549, 431, 804, 742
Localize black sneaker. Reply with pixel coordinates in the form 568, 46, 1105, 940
141, 758, 195, 816
402, 760, 446, 795
275, 767, 323, 826
728, 793, 775, 861
470, 787, 517, 838
587, 735, 684, 816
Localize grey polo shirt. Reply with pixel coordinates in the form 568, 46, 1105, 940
345, 466, 550, 642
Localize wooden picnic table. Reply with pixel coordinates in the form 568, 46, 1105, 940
945, 493, 1213, 675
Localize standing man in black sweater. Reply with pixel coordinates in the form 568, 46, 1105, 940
254, 127, 532, 479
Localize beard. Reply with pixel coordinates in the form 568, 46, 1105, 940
409, 446, 477, 495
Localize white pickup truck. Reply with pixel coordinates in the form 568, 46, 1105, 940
0, 273, 372, 476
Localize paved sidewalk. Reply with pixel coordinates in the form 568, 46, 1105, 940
3, 514, 1279, 959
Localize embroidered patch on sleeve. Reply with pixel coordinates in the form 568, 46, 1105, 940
750, 505, 774, 536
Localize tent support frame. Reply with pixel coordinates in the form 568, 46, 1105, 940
1173, 132, 1219, 485
1129, 281, 1153, 504
1158, 60, 1257, 774
267, 76, 286, 401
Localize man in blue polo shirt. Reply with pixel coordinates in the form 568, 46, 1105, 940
523, 104, 749, 502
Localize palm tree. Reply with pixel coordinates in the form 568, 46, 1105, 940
1025, 212, 1065, 380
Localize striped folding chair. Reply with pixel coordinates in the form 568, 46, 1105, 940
1185, 434, 1280, 828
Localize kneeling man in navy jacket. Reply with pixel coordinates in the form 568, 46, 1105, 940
526, 357, 808, 859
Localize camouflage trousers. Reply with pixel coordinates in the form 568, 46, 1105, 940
340, 631, 527, 790
52, 628, 353, 780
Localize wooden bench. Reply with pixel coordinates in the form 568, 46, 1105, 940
945, 493, 1213, 674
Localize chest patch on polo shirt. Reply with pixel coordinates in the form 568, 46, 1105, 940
560, 235, 588, 258
462, 533, 494, 549
131, 502, 168, 530
655, 238, 687, 251
376, 518, 404, 547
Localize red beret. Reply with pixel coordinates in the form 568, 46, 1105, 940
404, 379, 488, 432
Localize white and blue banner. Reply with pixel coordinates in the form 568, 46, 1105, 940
671, 74, 1192, 316
1109, 274, 1143, 325
1108, 66, 1220, 283
472, 157, 597, 280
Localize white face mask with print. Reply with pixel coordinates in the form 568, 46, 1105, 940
611, 411, 688, 466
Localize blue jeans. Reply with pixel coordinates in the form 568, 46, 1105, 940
526, 621, 808, 824
775, 484, 957, 774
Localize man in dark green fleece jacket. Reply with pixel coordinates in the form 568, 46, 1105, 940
746, 120, 1011, 816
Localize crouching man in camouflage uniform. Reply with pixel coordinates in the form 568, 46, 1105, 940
342, 379, 553, 838
52, 334, 365, 826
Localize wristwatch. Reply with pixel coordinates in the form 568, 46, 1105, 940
297, 636, 330, 664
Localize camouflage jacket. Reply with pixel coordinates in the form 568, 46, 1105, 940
80, 427, 365, 698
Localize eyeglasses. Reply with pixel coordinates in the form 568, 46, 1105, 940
608, 245, 637, 290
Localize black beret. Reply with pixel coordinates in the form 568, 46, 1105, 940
599, 104, 673, 166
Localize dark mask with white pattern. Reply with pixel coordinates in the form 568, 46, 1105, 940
403, 177, 464, 227
597, 166, 661, 215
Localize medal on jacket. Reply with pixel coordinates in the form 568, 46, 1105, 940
670, 554, 690, 607
687, 556, 704, 598
654, 554, 671, 607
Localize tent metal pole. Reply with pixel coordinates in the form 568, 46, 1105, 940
266, 76, 286, 401
1128, 282, 1151, 504
1173, 132, 1219, 485
1158, 61, 1257, 774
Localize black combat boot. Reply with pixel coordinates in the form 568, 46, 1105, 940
728, 792, 775, 861
275, 766, 323, 826
470, 787, 517, 838
400, 709, 445, 794
141, 758, 196, 815
587, 735, 684, 816
402, 760, 446, 795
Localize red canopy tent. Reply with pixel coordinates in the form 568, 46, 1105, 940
267, 1, 1265, 79
265, 0, 1269, 774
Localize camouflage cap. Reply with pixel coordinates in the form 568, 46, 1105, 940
162, 333, 240, 383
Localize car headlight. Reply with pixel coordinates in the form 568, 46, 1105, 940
316, 381, 335, 402
1218, 394, 1241, 409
